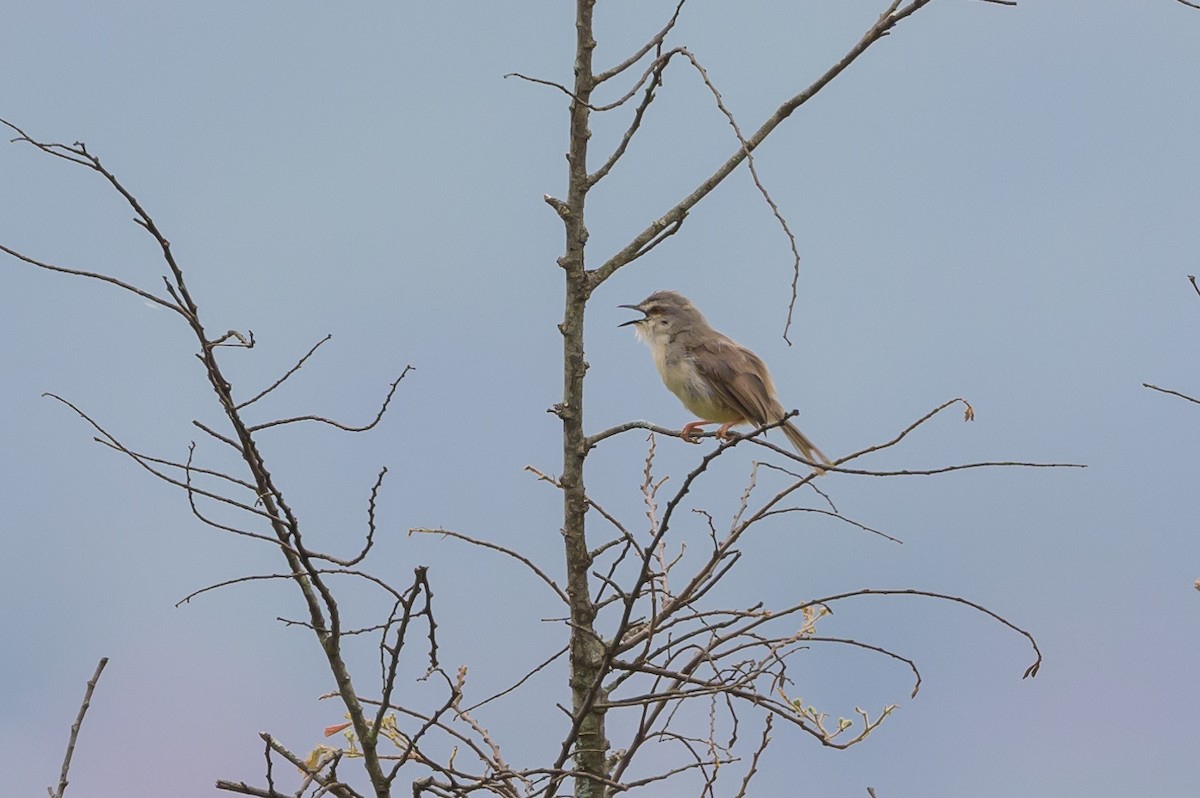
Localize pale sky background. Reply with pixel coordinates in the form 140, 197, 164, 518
3, 2, 1199, 796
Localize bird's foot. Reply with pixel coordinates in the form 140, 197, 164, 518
680, 421, 713, 444
714, 422, 740, 441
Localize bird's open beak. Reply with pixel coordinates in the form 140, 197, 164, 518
618, 304, 646, 327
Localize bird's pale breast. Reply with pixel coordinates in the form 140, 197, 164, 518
659, 350, 742, 423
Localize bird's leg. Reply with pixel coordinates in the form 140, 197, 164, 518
714, 421, 741, 441
680, 420, 717, 444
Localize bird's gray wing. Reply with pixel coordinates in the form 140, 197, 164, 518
690, 336, 782, 425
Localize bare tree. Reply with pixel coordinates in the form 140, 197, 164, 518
11, 3, 1086, 797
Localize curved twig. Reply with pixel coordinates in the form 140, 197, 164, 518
309, 466, 391, 568
44, 393, 286, 524
673, 48, 805, 344
804, 636, 923, 697
247, 367, 412, 433
410, 527, 569, 605
594, 0, 687, 84
591, 0, 1002, 288
588, 51, 676, 186
237, 334, 333, 410
801, 587, 1042, 678
178, 566, 411, 608
176, 572, 305, 607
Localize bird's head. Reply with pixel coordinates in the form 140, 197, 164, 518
619, 291, 709, 346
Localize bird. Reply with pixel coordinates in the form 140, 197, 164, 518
619, 290, 830, 468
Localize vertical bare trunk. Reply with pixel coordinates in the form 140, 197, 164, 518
560, 2, 609, 797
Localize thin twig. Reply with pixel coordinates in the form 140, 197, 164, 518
675, 48, 805, 344
731, 716, 772, 798
336, 467, 388, 567
758, 506, 903, 544
214, 781, 291, 798
94, 438, 256, 490
247, 367, 412, 433
589, 51, 675, 186
463, 646, 569, 713
237, 334, 333, 410
49, 657, 108, 798
1143, 383, 1200, 405
802, 587, 1043, 678
595, 0, 687, 84
0, 242, 185, 316
176, 572, 305, 607
44, 393, 286, 523
193, 419, 245, 453
591, 0, 981, 288
410, 527, 569, 604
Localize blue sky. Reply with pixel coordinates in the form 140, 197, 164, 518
2, 2, 1199, 796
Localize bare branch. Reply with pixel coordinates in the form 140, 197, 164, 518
524, 463, 645, 567
178, 565, 410, 609
805, 636, 923, 697
504, 71, 580, 101
1143, 382, 1200, 405
94, 438, 257, 491
262, 733, 363, 798
3, 119, 96, 166
7, 120, 414, 797
589, 52, 673, 186
1141, 275, 1200, 404
411, 527, 569, 605
0, 241, 185, 315
44, 393, 287, 524
247, 367, 412, 433
586, 418, 723, 448
375, 568, 439, 756
463, 646, 569, 713
2, 119, 207, 334
595, 0, 687, 84
590, 0, 994, 288
731, 716, 772, 798
333, 466, 388, 567
237, 334, 333, 410
49, 657, 108, 798
214, 781, 290, 798
764, 446, 1086, 478
842, 396, 974, 458
759, 506, 904, 544
193, 418, 246, 453
671, 48, 805, 344
803, 587, 1042, 678
208, 329, 255, 349
176, 572, 304, 607
182, 446, 303, 553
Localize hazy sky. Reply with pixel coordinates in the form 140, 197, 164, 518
3, 2, 1199, 796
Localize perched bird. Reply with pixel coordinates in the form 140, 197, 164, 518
620, 290, 830, 468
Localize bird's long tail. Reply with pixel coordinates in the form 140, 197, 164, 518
782, 421, 831, 473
